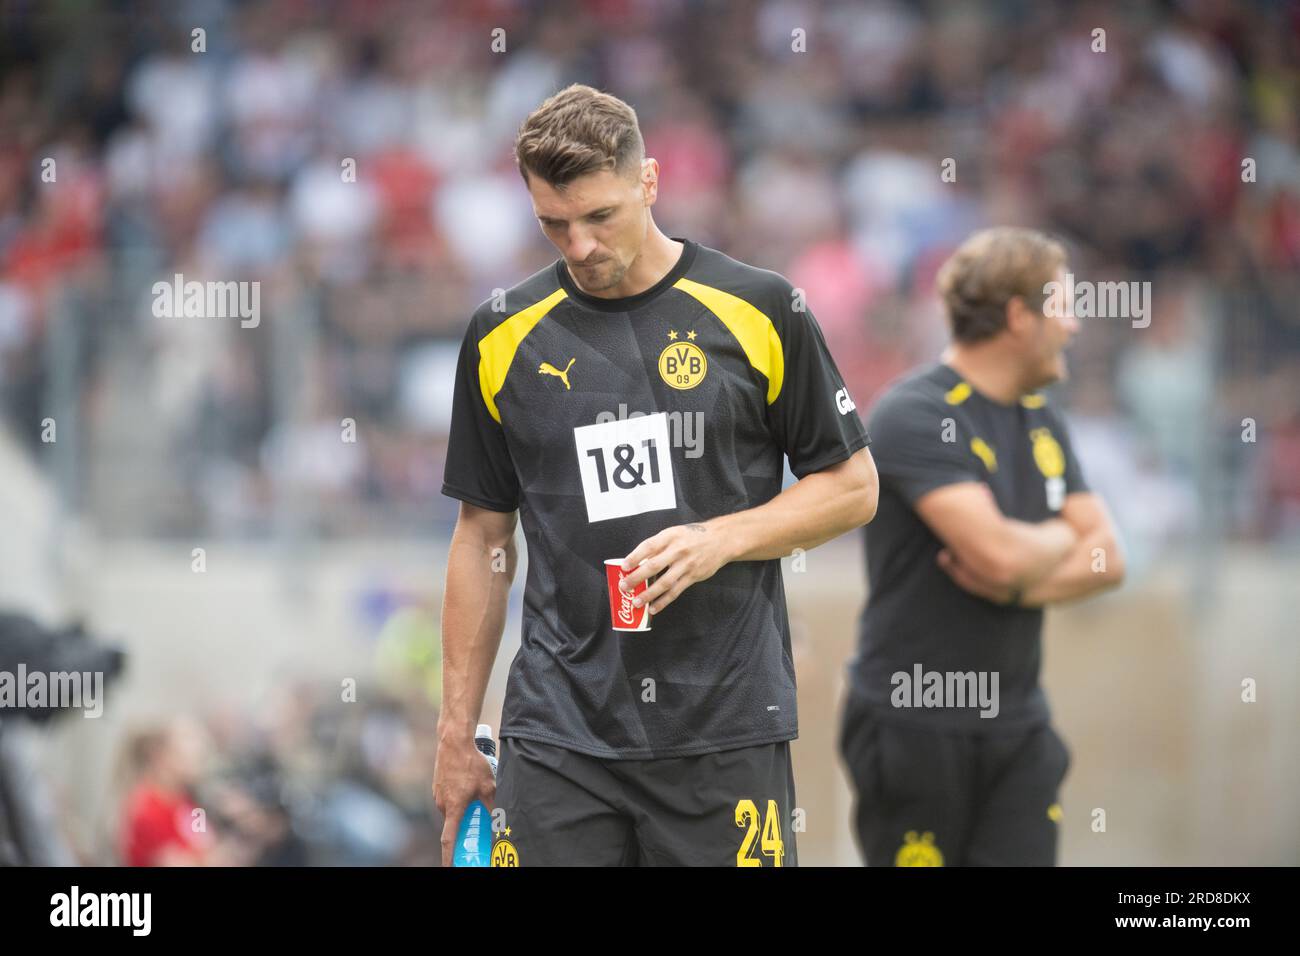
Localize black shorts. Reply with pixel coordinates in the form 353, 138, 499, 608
838, 691, 1071, 866
490, 735, 799, 867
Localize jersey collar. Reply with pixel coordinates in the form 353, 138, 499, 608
554, 237, 698, 313
936, 362, 1046, 410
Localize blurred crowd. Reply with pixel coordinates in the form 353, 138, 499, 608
0, 598, 445, 866
1, 0, 1298, 551
112, 685, 442, 867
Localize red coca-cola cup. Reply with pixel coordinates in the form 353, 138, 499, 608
605, 559, 652, 632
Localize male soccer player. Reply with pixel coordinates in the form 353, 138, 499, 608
435, 84, 877, 866
839, 227, 1125, 866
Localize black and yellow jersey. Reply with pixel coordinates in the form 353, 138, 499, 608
847, 363, 1089, 733
442, 237, 871, 759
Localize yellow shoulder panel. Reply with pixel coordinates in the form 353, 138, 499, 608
476, 288, 569, 423
672, 277, 784, 404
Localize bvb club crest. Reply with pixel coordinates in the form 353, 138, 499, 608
491, 837, 519, 867
658, 331, 707, 390
1030, 427, 1067, 511
1030, 428, 1065, 479
895, 830, 944, 867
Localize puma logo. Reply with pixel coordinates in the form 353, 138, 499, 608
538, 358, 576, 390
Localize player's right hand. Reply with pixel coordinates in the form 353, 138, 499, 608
433, 736, 497, 867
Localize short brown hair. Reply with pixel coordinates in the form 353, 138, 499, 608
514, 84, 644, 189
936, 227, 1068, 343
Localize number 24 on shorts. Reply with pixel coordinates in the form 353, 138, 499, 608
735, 799, 785, 867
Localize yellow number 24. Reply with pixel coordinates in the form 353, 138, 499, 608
735, 799, 785, 867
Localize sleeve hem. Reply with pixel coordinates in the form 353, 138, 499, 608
789, 432, 872, 480
900, 474, 985, 506
441, 483, 519, 513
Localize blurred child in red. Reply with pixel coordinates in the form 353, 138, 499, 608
119, 719, 214, 866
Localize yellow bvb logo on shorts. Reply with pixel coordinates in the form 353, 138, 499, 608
658, 337, 707, 390
491, 837, 519, 867
895, 830, 944, 867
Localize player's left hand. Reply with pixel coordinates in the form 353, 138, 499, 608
619, 521, 731, 616
936, 548, 1018, 606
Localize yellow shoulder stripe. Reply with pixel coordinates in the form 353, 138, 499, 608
945, 381, 972, 405
672, 277, 784, 404
477, 288, 569, 423
1020, 393, 1046, 408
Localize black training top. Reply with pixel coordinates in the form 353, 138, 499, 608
442, 237, 871, 758
847, 362, 1089, 733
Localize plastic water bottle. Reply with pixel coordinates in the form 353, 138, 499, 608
452, 724, 498, 867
